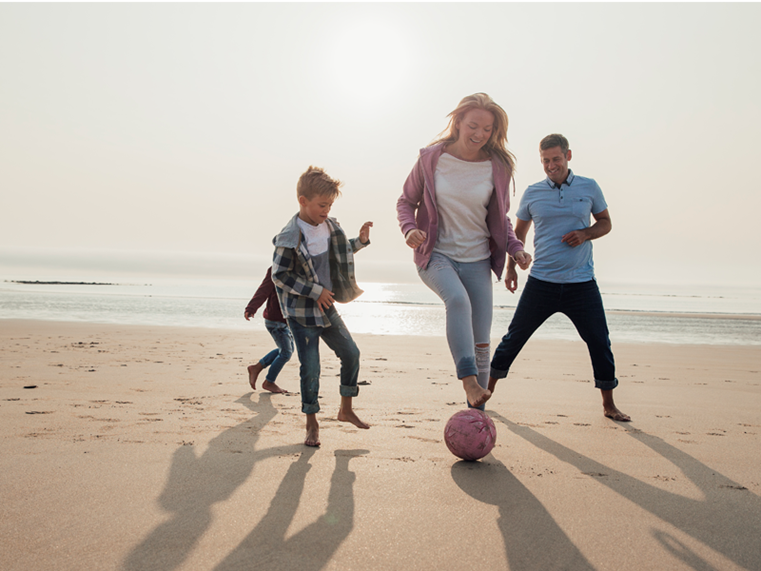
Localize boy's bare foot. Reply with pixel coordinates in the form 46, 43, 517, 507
247, 363, 264, 390
261, 380, 287, 394
305, 415, 320, 447
337, 408, 370, 429
463, 375, 491, 408
487, 376, 498, 394
604, 407, 631, 422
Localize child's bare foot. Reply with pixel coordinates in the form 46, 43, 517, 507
247, 363, 264, 390
337, 408, 370, 429
305, 415, 320, 447
261, 380, 287, 394
463, 375, 491, 408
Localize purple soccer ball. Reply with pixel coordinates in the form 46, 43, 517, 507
444, 409, 497, 461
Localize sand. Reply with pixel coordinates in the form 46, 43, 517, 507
1, 319, 760, 571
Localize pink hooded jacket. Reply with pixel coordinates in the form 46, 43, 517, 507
396, 142, 523, 279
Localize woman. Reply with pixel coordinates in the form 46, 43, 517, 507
397, 93, 531, 409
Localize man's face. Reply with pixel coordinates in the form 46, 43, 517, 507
540, 146, 572, 185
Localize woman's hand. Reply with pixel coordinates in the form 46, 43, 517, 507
513, 250, 532, 270
405, 229, 427, 249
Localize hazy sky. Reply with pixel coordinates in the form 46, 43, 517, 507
1, 3, 759, 286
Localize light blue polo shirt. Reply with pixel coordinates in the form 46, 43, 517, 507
516, 170, 607, 283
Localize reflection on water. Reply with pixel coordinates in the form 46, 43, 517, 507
1, 279, 760, 345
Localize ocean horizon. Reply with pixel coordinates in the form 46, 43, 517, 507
2, 275, 760, 346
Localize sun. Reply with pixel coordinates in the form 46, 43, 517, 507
324, 20, 414, 107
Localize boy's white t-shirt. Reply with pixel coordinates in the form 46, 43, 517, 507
297, 217, 332, 290
432, 153, 494, 262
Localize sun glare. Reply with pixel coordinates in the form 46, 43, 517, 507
325, 21, 413, 107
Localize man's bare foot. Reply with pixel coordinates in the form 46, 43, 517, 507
261, 380, 287, 394
305, 415, 320, 447
337, 408, 370, 429
463, 375, 491, 408
247, 363, 264, 390
487, 376, 498, 394
601, 389, 631, 421
604, 407, 631, 422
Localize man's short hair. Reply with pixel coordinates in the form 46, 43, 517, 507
540, 134, 570, 154
297, 166, 343, 200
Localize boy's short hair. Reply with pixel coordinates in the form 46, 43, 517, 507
297, 166, 343, 200
539, 134, 570, 154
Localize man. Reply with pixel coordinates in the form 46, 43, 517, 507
489, 134, 630, 421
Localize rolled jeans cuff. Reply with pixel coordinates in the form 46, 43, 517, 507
456, 356, 478, 379
340, 385, 359, 398
595, 377, 619, 391
302, 402, 320, 415
490, 367, 508, 380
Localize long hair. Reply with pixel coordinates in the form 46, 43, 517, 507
429, 93, 516, 173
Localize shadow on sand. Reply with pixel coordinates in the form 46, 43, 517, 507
122, 392, 365, 571
490, 412, 761, 571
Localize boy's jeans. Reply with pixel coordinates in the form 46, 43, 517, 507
287, 306, 360, 415
259, 319, 294, 382
490, 276, 618, 390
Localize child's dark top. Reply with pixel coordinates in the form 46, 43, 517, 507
245, 266, 286, 323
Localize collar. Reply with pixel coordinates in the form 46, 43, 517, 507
546, 169, 575, 190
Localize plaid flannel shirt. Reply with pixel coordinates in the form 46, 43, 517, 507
271, 213, 369, 328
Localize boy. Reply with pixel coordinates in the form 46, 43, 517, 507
271, 166, 373, 447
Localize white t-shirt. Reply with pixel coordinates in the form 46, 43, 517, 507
297, 218, 332, 290
432, 153, 494, 262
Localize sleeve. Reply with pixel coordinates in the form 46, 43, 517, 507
505, 216, 524, 257
245, 267, 275, 315
515, 188, 531, 222
271, 247, 324, 301
591, 180, 608, 215
396, 157, 425, 237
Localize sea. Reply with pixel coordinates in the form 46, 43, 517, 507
1, 277, 760, 346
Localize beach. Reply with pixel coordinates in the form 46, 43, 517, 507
1, 318, 760, 571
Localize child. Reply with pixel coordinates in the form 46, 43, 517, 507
271, 165, 372, 447
244, 266, 293, 394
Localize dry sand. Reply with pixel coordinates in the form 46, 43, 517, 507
1, 319, 760, 571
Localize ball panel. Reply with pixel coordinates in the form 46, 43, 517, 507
444, 409, 497, 461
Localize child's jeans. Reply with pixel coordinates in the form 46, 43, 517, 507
287, 306, 360, 415
259, 319, 294, 382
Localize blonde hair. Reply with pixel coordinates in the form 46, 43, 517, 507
430, 93, 516, 172
296, 166, 343, 200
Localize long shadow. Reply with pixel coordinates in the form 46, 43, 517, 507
122, 393, 303, 571
213, 448, 368, 571
492, 412, 761, 571
451, 460, 596, 571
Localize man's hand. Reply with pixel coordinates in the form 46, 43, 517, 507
244, 310, 253, 321
561, 229, 588, 248
405, 229, 427, 249
317, 288, 335, 311
513, 250, 532, 270
504, 267, 519, 293
359, 221, 373, 244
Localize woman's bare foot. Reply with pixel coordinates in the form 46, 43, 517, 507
338, 396, 370, 429
261, 380, 287, 394
305, 414, 320, 447
463, 375, 491, 408
601, 389, 631, 421
247, 363, 264, 390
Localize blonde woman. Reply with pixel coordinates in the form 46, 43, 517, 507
397, 93, 531, 409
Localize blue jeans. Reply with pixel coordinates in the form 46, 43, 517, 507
490, 276, 618, 390
417, 253, 493, 409
259, 319, 294, 382
287, 306, 360, 415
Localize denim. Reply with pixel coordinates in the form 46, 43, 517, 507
417, 253, 493, 395
287, 306, 360, 415
259, 319, 294, 382
491, 276, 617, 390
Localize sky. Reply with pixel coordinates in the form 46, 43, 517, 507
1, 2, 760, 287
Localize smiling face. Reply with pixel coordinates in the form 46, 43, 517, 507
298, 194, 335, 226
540, 146, 572, 185
455, 108, 495, 156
